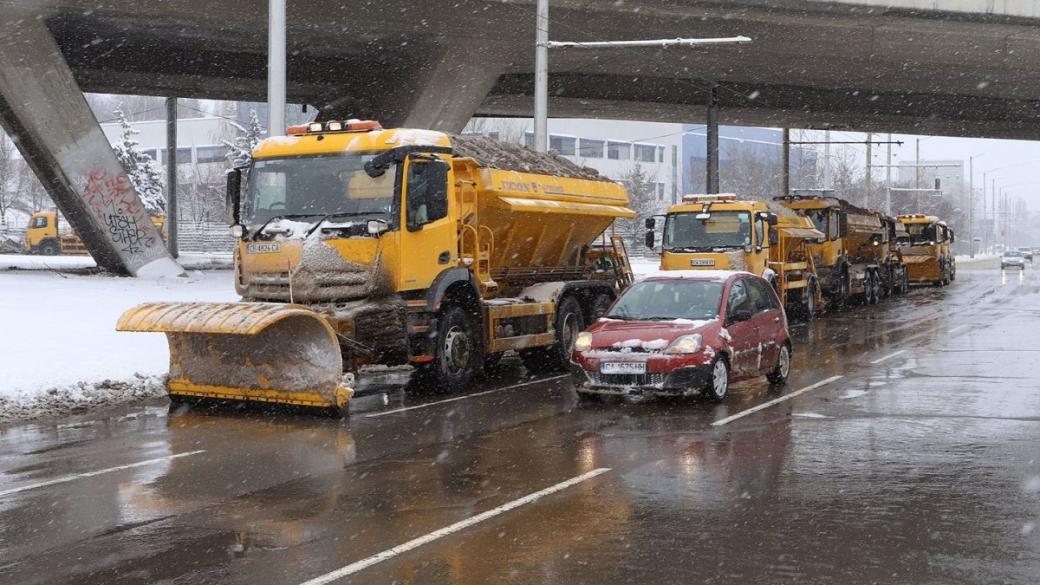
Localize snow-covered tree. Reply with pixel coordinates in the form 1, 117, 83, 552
112, 107, 166, 214
223, 110, 266, 167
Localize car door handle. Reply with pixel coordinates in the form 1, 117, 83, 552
438, 251, 450, 264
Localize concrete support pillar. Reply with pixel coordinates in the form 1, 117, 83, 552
705, 83, 720, 194
165, 97, 178, 258
402, 45, 509, 133
0, 16, 181, 276
782, 128, 791, 195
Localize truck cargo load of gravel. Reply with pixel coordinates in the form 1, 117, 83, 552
449, 134, 608, 181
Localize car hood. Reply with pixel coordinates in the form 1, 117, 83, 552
586, 318, 719, 350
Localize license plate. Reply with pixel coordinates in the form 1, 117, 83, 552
246, 242, 281, 254
601, 362, 646, 374
690, 258, 715, 267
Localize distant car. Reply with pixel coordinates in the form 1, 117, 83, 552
1018, 247, 1033, 261
570, 271, 792, 401
1002, 250, 1026, 270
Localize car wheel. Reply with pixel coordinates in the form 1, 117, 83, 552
704, 357, 729, 402
767, 343, 791, 386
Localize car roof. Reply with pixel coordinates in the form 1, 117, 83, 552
636, 269, 753, 283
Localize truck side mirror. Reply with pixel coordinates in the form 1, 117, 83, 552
645, 217, 656, 230
226, 168, 242, 225
767, 213, 778, 226
644, 229, 655, 249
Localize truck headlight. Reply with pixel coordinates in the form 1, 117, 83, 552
229, 224, 244, 238
665, 334, 702, 354
574, 332, 593, 352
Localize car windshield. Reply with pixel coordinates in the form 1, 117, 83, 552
1005, 250, 1022, 257
606, 279, 724, 321
663, 211, 751, 250
243, 154, 395, 225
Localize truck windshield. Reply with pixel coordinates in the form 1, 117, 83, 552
243, 154, 395, 225
607, 279, 724, 321
904, 223, 938, 246
663, 211, 751, 251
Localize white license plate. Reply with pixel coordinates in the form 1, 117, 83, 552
246, 242, 281, 254
690, 258, 715, 267
601, 362, 646, 375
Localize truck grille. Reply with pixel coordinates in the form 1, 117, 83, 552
588, 372, 664, 387
240, 269, 371, 302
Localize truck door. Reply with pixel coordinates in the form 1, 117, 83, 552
398, 157, 457, 292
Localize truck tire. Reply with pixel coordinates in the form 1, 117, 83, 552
899, 270, 910, 294
429, 305, 480, 391
521, 295, 585, 374
39, 240, 60, 256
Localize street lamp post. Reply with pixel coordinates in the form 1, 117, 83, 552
532, 0, 751, 167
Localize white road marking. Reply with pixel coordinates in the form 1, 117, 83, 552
0, 450, 206, 497
365, 374, 569, 418
298, 467, 612, 585
711, 375, 844, 427
949, 325, 969, 334
870, 349, 908, 364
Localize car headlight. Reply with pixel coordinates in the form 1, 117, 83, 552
665, 334, 702, 354
574, 332, 593, 352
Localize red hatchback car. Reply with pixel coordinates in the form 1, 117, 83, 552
571, 271, 792, 401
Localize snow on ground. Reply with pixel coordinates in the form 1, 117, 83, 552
0, 269, 237, 422
956, 253, 997, 263
0, 252, 233, 272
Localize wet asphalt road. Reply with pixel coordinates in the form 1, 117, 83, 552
2, 258, 1040, 584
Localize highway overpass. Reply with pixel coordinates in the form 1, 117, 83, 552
2, 0, 1040, 272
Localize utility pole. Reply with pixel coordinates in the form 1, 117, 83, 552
706, 83, 719, 194
268, 0, 286, 136
968, 155, 974, 258
165, 97, 178, 258
822, 130, 831, 189
915, 137, 921, 190
865, 133, 872, 208
533, 0, 549, 153
782, 128, 790, 195
885, 132, 892, 215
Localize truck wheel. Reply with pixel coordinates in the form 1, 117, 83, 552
869, 273, 881, 305
900, 271, 910, 294
704, 357, 729, 402
521, 295, 585, 374
766, 343, 791, 386
39, 240, 60, 256
431, 305, 479, 391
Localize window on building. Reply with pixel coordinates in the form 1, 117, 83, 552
550, 135, 576, 155
140, 149, 158, 161
658, 146, 666, 163
196, 146, 226, 164
162, 147, 193, 165
578, 139, 604, 158
524, 132, 534, 149
657, 182, 666, 201
607, 141, 631, 160
634, 144, 657, 163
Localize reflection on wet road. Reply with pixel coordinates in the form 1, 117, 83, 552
2, 258, 1039, 584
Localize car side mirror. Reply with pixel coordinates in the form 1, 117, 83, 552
226, 168, 242, 225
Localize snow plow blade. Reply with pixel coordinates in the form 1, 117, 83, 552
117, 302, 352, 410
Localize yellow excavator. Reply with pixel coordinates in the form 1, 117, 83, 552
118, 121, 634, 414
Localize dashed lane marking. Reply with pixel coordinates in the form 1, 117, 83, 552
365, 375, 570, 418
0, 450, 206, 497
870, 349, 908, 365
297, 467, 612, 584
711, 376, 845, 427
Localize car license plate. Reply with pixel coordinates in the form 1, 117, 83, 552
246, 242, 281, 254
690, 258, 715, 267
601, 362, 646, 374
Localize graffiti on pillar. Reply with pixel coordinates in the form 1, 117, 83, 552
81, 168, 161, 255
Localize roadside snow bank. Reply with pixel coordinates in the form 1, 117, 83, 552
0, 252, 233, 272
0, 270, 237, 421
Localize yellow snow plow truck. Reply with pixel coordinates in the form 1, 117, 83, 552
118, 122, 635, 414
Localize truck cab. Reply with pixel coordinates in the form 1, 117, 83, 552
897, 214, 955, 286
655, 195, 774, 274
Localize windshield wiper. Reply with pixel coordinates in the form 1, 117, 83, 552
250, 213, 325, 240
305, 211, 387, 238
